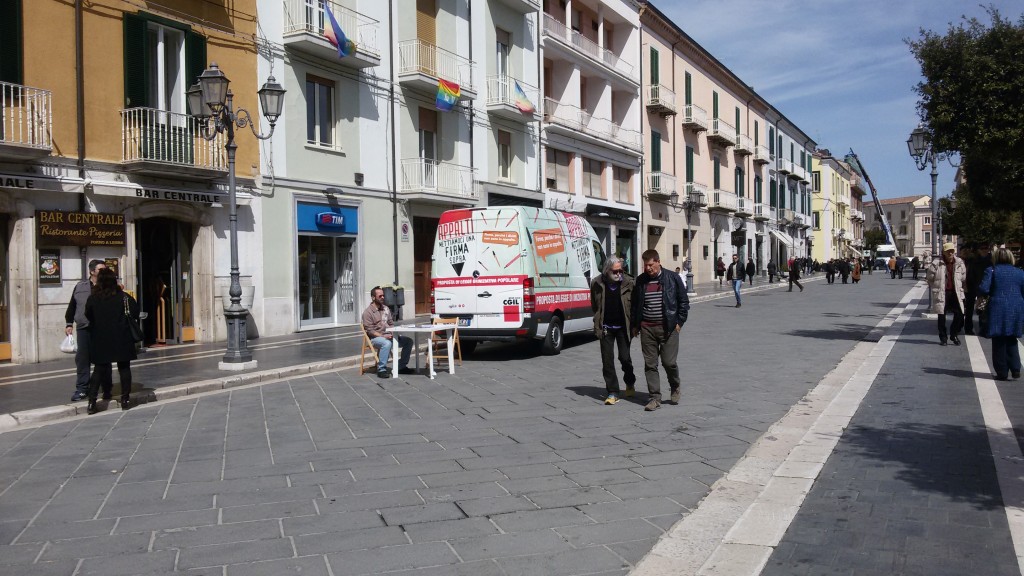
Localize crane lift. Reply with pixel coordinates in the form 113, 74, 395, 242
844, 149, 898, 260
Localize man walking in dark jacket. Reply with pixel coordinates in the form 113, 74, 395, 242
591, 256, 636, 405
745, 258, 756, 286
631, 249, 689, 411
65, 259, 106, 401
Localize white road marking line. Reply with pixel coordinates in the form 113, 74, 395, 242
966, 335, 1024, 574
630, 285, 925, 576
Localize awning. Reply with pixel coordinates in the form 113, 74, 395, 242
0, 172, 86, 194
769, 229, 793, 249
90, 181, 252, 206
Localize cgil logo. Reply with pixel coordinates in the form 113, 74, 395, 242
317, 212, 344, 227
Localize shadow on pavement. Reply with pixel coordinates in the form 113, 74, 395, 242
842, 423, 1004, 510
566, 385, 650, 407
786, 324, 872, 341
466, 334, 595, 361
920, 366, 983, 379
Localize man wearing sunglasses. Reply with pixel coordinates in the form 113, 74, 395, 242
591, 256, 636, 405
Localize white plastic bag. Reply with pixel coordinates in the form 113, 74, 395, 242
60, 334, 77, 354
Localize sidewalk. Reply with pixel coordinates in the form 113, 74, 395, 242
0, 275, 914, 576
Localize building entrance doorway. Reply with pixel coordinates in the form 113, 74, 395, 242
136, 217, 194, 346
413, 216, 438, 316
297, 235, 357, 327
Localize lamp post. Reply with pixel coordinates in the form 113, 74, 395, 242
187, 63, 285, 371
906, 124, 951, 260
669, 190, 698, 294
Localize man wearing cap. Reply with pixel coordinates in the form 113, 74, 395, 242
926, 242, 967, 346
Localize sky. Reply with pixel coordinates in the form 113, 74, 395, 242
657, 0, 1022, 200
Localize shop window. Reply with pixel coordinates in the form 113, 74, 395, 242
306, 75, 335, 147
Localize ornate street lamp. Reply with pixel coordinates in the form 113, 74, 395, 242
668, 190, 700, 294
188, 62, 285, 370
907, 124, 954, 260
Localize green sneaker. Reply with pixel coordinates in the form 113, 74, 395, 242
623, 387, 635, 398
604, 394, 619, 405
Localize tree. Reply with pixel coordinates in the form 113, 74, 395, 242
938, 184, 1021, 245
863, 228, 887, 253
908, 8, 1024, 215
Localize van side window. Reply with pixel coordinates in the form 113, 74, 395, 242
593, 240, 606, 274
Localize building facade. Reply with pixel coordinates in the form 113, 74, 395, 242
810, 151, 855, 262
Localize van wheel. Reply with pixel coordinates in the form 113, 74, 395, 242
460, 340, 477, 355
541, 317, 563, 355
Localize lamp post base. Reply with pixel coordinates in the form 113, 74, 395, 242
686, 271, 695, 295
219, 359, 258, 371
220, 305, 256, 371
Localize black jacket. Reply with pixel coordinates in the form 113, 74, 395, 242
591, 273, 634, 337
726, 261, 742, 281
85, 291, 140, 364
745, 261, 756, 278
631, 269, 689, 331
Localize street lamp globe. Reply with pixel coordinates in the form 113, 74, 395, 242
198, 63, 230, 113
186, 83, 206, 119
907, 124, 929, 160
258, 76, 286, 125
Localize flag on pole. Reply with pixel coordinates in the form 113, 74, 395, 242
436, 79, 461, 111
322, 2, 356, 58
513, 81, 535, 114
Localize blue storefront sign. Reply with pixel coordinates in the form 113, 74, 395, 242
297, 202, 358, 234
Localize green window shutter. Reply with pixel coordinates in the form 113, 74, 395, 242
755, 176, 762, 203
123, 13, 150, 108
712, 91, 718, 119
685, 146, 694, 182
0, 0, 23, 84
651, 130, 661, 172
713, 157, 720, 189
684, 72, 692, 105
649, 47, 659, 86
185, 31, 207, 89
790, 143, 794, 162
734, 107, 740, 134
735, 168, 743, 196
769, 127, 775, 154
754, 122, 759, 146
770, 179, 777, 207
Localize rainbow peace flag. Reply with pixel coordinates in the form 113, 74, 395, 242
436, 79, 461, 111
513, 81, 535, 114
323, 3, 356, 58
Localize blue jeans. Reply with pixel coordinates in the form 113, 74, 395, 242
372, 335, 412, 371
732, 279, 742, 304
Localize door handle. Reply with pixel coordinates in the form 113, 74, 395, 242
478, 291, 492, 298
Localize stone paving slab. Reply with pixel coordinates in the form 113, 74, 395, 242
0, 275, 915, 575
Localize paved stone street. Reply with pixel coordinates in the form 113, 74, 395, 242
4, 274, 1019, 575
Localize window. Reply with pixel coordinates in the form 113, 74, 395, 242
812, 171, 821, 191
735, 167, 744, 196
713, 157, 720, 189
650, 130, 661, 172
582, 157, 603, 198
545, 148, 570, 191
770, 179, 777, 208
769, 127, 775, 154
685, 146, 694, 183
496, 28, 510, 77
754, 176, 762, 203
900, 225, 907, 235
813, 212, 820, 230
754, 121, 759, 146
684, 72, 692, 105
712, 91, 719, 119
0, 0, 22, 84
901, 210, 906, 220
497, 130, 511, 181
924, 216, 931, 224
925, 231, 931, 244
306, 76, 335, 147
613, 166, 631, 203
123, 12, 206, 110
649, 47, 659, 86
735, 107, 740, 135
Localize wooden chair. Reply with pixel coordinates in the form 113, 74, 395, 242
431, 317, 462, 370
360, 326, 382, 374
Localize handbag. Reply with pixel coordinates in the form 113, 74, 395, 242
123, 295, 144, 343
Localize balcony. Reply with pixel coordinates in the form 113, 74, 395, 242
777, 158, 792, 175
896, 233, 909, 241
796, 213, 811, 229
837, 196, 850, 208
685, 182, 709, 207
121, 108, 226, 180
398, 40, 476, 98
779, 208, 795, 224
646, 85, 676, 116
796, 165, 809, 183
541, 14, 637, 85
0, 82, 52, 160
735, 196, 752, 217
493, 0, 540, 14
400, 158, 477, 204
543, 98, 641, 153
753, 145, 771, 165
708, 118, 735, 147
786, 162, 802, 180
486, 76, 540, 122
734, 134, 753, 156
753, 203, 770, 221
282, 0, 380, 69
708, 189, 737, 213
680, 104, 708, 132
647, 172, 677, 199
851, 209, 865, 222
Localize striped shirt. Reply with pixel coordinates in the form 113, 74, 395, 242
641, 278, 664, 326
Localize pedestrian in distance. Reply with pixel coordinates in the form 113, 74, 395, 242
824, 260, 835, 284
715, 257, 726, 286
964, 244, 990, 336
631, 249, 689, 411
889, 256, 897, 279
745, 257, 755, 286
839, 259, 850, 284
84, 268, 139, 414
362, 286, 414, 378
65, 259, 107, 402
726, 254, 743, 308
978, 246, 1024, 380
851, 259, 861, 284
911, 256, 921, 280
591, 257, 636, 405
788, 259, 804, 292
926, 243, 967, 346
767, 260, 777, 283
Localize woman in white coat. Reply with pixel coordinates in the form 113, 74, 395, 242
926, 243, 967, 345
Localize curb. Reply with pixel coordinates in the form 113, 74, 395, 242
0, 276, 827, 433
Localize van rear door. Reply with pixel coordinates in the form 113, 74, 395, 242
433, 208, 527, 330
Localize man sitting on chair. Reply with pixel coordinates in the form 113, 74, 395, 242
363, 286, 414, 378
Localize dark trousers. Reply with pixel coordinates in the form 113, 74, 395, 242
639, 324, 680, 402
991, 336, 1022, 378
788, 276, 803, 291
599, 328, 635, 395
746, 276, 753, 286
88, 361, 132, 400
912, 269, 919, 280
768, 274, 775, 283
841, 274, 849, 284
937, 293, 964, 342
890, 269, 897, 279
74, 328, 92, 395
963, 291, 977, 334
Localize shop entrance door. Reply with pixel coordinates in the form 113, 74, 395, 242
136, 217, 194, 346
298, 235, 357, 327
413, 217, 438, 316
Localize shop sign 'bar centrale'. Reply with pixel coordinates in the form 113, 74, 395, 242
36, 210, 126, 247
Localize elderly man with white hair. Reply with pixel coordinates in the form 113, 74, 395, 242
590, 256, 636, 405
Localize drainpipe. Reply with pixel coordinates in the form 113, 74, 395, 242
536, 10, 542, 195
75, 0, 87, 277
467, 0, 474, 185
389, 0, 399, 286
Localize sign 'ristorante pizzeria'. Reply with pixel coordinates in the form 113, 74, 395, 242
36, 211, 126, 247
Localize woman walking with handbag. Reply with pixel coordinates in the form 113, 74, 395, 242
85, 268, 140, 414
978, 246, 1024, 380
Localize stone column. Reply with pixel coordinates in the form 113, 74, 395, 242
10, 199, 38, 364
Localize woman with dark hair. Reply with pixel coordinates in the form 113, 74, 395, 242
979, 246, 1024, 380
85, 268, 140, 414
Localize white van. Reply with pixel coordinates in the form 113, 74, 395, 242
431, 207, 605, 355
